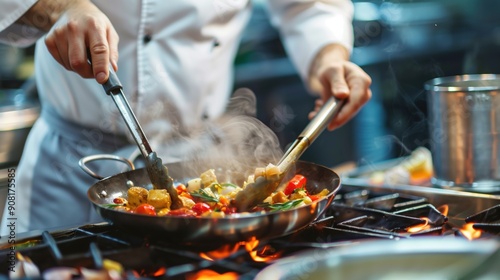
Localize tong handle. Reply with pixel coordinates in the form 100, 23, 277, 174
299, 96, 345, 142
87, 53, 153, 158
102, 66, 123, 94
87, 55, 182, 208
86, 49, 122, 94
278, 96, 345, 170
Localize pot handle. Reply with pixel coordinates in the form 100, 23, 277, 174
79, 154, 135, 180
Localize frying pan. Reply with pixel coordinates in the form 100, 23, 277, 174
81, 156, 341, 244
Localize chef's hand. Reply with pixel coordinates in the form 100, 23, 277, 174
23, 0, 118, 84
308, 44, 372, 130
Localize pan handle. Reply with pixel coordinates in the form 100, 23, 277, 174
79, 154, 135, 180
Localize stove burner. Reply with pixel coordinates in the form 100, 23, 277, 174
466, 204, 500, 234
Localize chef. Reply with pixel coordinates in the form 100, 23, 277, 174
0, 0, 371, 235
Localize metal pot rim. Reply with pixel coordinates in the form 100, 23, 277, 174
0, 88, 40, 130
424, 74, 500, 92
0, 107, 39, 130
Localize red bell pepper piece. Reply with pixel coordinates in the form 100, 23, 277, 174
308, 194, 320, 202
284, 174, 307, 196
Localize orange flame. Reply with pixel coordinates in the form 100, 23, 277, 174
132, 267, 167, 278
186, 269, 239, 280
244, 237, 259, 252
199, 244, 242, 261
245, 237, 282, 262
438, 204, 449, 216
198, 238, 282, 263
407, 217, 431, 233
153, 267, 166, 277
309, 201, 318, 214
459, 223, 482, 240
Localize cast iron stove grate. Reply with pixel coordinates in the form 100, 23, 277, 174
0, 223, 269, 279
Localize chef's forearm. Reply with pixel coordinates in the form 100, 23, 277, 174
16, 0, 87, 32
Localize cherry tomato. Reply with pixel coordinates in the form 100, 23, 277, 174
168, 208, 197, 217
284, 174, 307, 196
191, 202, 211, 216
134, 203, 156, 216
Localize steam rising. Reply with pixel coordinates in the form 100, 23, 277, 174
151, 88, 284, 181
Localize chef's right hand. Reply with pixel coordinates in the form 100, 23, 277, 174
44, 0, 118, 84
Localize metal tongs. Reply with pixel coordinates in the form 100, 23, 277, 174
234, 96, 345, 212
99, 67, 183, 209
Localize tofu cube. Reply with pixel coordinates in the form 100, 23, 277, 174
147, 189, 172, 209
127, 187, 149, 208
200, 169, 217, 187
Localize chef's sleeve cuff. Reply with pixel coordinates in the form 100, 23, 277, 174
264, 1, 354, 82
0, 0, 44, 47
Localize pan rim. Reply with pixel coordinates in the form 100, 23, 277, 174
87, 160, 341, 220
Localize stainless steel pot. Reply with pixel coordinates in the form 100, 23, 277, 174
425, 74, 500, 192
0, 88, 39, 167
81, 156, 341, 245
255, 237, 500, 280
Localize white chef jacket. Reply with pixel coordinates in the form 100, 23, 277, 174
0, 0, 354, 234
1, 0, 353, 137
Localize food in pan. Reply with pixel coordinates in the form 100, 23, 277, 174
107, 165, 330, 217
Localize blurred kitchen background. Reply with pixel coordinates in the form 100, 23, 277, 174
1, 0, 500, 179
233, 0, 500, 169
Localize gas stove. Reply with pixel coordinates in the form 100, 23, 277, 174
1, 164, 500, 279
